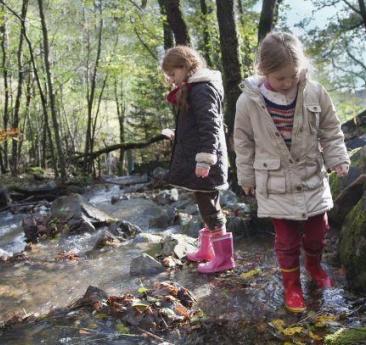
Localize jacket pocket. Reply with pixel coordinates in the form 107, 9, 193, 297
305, 104, 321, 134
253, 159, 286, 197
303, 155, 325, 190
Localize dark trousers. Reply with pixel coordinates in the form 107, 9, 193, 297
194, 191, 226, 231
272, 213, 329, 269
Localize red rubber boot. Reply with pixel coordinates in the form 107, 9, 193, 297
305, 254, 334, 288
186, 228, 214, 262
281, 268, 306, 313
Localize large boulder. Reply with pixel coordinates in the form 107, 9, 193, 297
338, 192, 366, 292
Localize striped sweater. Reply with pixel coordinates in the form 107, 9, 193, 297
259, 83, 297, 148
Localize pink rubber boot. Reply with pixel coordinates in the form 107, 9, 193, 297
186, 228, 214, 262
197, 232, 235, 273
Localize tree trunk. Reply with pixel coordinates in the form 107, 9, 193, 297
199, 0, 212, 66
215, 0, 242, 190
0, 6, 9, 172
114, 79, 126, 175
84, 10, 103, 174
258, 0, 278, 43
164, 0, 190, 45
215, 0, 241, 137
11, 0, 28, 176
158, 0, 174, 50
359, 0, 366, 30
37, 0, 66, 181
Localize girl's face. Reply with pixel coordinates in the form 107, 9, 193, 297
165, 67, 188, 87
266, 64, 300, 95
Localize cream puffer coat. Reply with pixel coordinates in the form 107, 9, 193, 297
234, 76, 350, 220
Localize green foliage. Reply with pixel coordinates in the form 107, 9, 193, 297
325, 327, 366, 345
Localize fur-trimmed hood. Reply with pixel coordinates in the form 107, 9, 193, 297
188, 68, 224, 98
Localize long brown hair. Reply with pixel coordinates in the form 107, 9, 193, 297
162, 45, 206, 111
256, 32, 308, 76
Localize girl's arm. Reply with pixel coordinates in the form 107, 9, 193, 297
190, 84, 221, 168
318, 85, 350, 170
234, 94, 256, 190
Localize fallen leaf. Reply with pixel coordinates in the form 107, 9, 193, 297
240, 268, 262, 280
283, 326, 303, 336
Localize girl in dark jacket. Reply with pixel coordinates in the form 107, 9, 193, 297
161, 45, 235, 273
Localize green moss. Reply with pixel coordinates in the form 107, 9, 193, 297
339, 195, 366, 290
325, 327, 366, 345
349, 147, 366, 170
329, 172, 341, 198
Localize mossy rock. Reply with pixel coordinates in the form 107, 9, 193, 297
338, 192, 366, 292
325, 327, 366, 345
329, 147, 366, 199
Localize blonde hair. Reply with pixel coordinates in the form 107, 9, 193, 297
162, 46, 206, 111
161, 45, 206, 76
256, 32, 308, 75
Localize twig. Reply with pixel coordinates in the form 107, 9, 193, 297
137, 326, 164, 341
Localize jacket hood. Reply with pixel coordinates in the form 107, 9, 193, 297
188, 68, 224, 97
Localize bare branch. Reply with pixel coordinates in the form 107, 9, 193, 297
342, 0, 361, 14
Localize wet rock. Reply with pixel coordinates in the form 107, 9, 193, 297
108, 220, 142, 240
153, 188, 179, 205
339, 192, 366, 292
72, 286, 108, 310
178, 213, 202, 237
152, 167, 169, 180
23, 215, 55, 242
160, 234, 196, 259
93, 230, 120, 249
133, 233, 163, 244
130, 253, 165, 276
148, 206, 175, 228
226, 216, 251, 238
51, 193, 116, 225
184, 203, 199, 215
220, 190, 239, 207
0, 186, 11, 208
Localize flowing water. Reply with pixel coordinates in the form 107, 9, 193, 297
0, 185, 364, 344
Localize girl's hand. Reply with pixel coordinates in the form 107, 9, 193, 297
161, 128, 175, 140
195, 166, 210, 178
332, 163, 349, 177
242, 186, 255, 196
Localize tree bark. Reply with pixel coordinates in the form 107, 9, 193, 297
358, 0, 366, 31
37, 0, 66, 181
0, 6, 9, 172
215, 0, 242, 137
11, 0, 28, 176
199, 0, 212, 66
84, 8, 103, 174
215, 0, 242, 190
164, 0, 190, 45
258, 0, 278, 43
157, 0, 174, 50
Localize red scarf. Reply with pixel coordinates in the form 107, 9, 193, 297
166, 83, 192, 105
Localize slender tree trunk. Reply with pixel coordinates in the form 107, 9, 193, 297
359, 0, 366, 30
199, 0, 212, 66
11, 0, 28, 176
215, 0, 242, 190
258, 0, 278, 43
0, 6, 9, 172
37, 0, 66, 181
215, 0, 241, 137
158, 2, 174, 50
84, 11, 103, 173
114, 79, 126, 175
164, 0, 190, 45
158, 0, 174, 50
